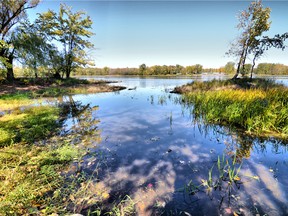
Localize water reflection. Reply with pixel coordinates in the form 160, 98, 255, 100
61, 76, 288, 215
58, 96, 101, 145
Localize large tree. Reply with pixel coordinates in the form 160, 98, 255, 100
37, 4, 94, 78
0, 0, 39, 81
12, 21, 53, 78
227, 0, 271, 79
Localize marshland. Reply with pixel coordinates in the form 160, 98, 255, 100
1, 0, 288, 215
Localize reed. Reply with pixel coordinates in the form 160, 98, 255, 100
182, 79, 288, 138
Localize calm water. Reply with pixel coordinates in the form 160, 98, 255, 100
64, 75, 288, 215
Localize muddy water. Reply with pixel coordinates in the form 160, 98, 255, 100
65, 75, 288, 215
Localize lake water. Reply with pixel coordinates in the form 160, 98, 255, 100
64, 75, 288, 215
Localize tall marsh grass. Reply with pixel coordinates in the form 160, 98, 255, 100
182, 79, 288, 138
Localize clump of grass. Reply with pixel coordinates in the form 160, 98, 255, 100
106, 195, 136, 216
174, 78, 283, 94
183, 154, 242, 199
0, 92, 35, 111
0, 141, 85, 215
183, 153, 260, 209
182, 79, 288, 139
0, 106, 60, 147
0, 102, 110, 215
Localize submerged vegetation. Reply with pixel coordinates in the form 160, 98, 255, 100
0, 78, 129, 214
179, 78, 288, 139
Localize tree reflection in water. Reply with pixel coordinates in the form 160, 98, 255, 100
58, 95, 101, 145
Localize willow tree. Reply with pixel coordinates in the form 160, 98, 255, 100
12, 21, 53, 78
37, 4, 94, 78
0, 0, 40, 81
228, 0, 271, 79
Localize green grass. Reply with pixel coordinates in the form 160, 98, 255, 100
0, 97, 121, 215
0, 106, 60, 147
0, 78, 130, 214
0, 141, 85, 215
0, 92, 35, 111
0, 104, 109, 215
174, 77, 284, 94
182, 79, 288, 139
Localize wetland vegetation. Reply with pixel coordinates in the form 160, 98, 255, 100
0, 78, 128, 215
175, 78, 288, 140
1, 0, 288, 215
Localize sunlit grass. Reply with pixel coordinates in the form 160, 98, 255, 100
174, 78, 284, 94
0, 78, 127, 214
0, 92, 36, 111
0, 104, 109, 214
0, 141, 84, 215
0, 106, 60, 147
182, 79, 288, 138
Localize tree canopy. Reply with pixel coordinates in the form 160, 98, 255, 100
37, 4, 94, 78
227, 0, 271, 79
0, 0, 40, 81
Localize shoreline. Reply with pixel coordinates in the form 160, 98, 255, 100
0, 78, 126, 96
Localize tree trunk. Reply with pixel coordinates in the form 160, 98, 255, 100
250, 55, 257, 80
232, 46, 246, 80
6, 56, 14, 82
241, 46, 249, 77
34, 68, 38, 78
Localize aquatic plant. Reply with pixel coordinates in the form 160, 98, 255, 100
106, 195, 136, 216
182, 79, 288, 139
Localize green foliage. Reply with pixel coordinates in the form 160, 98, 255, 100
185, 64, 203, 74
106, 195, 136, 216
12, 20, 53, 78
0, 0, 40, 81
224, 62, 235, 74
228, 0, 271, 78
139, 63, 147, 75
255, 63, 288, 75
184, 153, 244, 200
0, 94, 106, 215
240, 64, 252, 76
37, 4, 94, 78
182, 79, 288, 138
0, 140, 84, 215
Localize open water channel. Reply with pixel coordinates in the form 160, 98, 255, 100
62, 75, 288, 215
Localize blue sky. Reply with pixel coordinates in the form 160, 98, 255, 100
28, 1, 288, 68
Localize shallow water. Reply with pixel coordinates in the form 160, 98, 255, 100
64, 75, 288, 215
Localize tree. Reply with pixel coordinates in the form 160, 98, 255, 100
0, 0, 40, 81
103, 67, 110, 75
240, 64, 252, 77
12, 21, 52, 78
37, 4, 94, 78
227, 0, 271, 79
185, 64, 203, 74
139, 63, 147, 75
224, 62, 235, 74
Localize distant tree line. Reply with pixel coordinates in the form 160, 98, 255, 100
72, 64, 203, 76
68, 62, 288, 76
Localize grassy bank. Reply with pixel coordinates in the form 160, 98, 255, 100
0, 79, 132, 215
0, 78, 125, 111
178, 78, 288, 139
0, 77, 125, 98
